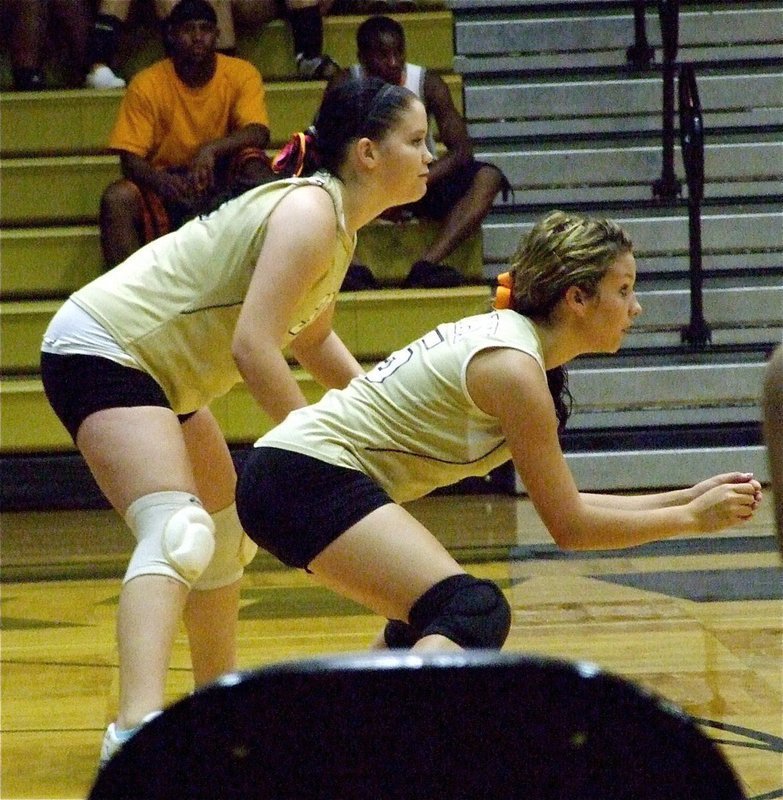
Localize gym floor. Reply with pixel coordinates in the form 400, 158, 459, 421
2, 492, 781, 798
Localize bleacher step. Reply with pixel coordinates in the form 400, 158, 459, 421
0, 73, 464, 158
554, 443, 769, 492
464, 67, 783, 141
453, 5, 783, 74
0, 286, 492, 374
4, 280, 779, 375
482, 205, 783, 273
480, 135, 783, 205
567, 354, 768, 430
0, 220, 484, 299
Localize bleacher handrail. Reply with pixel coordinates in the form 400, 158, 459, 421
678, 61, 711, 349
652, 0, 683, 200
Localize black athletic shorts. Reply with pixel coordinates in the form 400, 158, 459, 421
236, 446, 393, 570
405, 158, 503, 220
40, 351, 195, 442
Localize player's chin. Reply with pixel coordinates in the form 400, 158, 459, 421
409, 179, 428, 201
611, 329, 632, 351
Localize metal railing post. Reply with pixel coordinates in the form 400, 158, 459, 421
626, 0, 655, 70
652, 0, 682, 200
678, 62, 711, 349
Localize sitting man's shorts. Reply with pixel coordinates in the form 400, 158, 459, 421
130, 147, 275, 245
403, 158, 507, 220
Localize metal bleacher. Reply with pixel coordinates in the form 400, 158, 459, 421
0, 1, 780, 507
447, 0, 782, 490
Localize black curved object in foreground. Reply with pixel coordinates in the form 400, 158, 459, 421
90, 650, 746, 800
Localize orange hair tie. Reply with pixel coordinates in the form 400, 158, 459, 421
493, 271, 513, 309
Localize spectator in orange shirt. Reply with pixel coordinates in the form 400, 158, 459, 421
99, 0, 273, 268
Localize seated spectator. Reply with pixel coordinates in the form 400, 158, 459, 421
85, 0, 338, 88
330, 14, 509, 289
232, 0, 340, 80
6, 0, 91, 90
85, 0, 238, 89
99, 0, 274, 268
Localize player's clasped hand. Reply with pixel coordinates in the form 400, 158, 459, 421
688, 471, 762, 504
689, 474, 762, 532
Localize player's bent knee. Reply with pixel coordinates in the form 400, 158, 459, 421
192, 502, 258, 591
409, 573, 511, 649
101, 179, 138, 214
123, 491, 215, 588
163, 504, 216, 584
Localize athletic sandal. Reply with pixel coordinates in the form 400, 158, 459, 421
296, 53, 341, 81
99, 710, 161, 769
402, 260, 464, 289
341, 262, 380, 291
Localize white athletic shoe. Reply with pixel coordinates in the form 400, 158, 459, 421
99, 710, 161, 769
85, 64, 126, 90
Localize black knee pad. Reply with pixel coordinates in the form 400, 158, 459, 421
408, 574, 511, 649
383, 619, 421, 649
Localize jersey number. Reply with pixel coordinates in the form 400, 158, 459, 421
366, 329, 445, 383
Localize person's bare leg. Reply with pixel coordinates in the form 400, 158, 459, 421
184, 581, 242, 684
51, 0, 91, 75
231, 0, 277, 28
9, 0, 46, 73
420, 165, 505, 265
99, 0, 134, 20
180, 409, 242, 686
99, 180, 145, 268
116, 575, 189, 727
308, 504, 468, 651
77, 406, 200, 728
763, 344, 783, 545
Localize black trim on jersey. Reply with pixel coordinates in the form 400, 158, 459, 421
362, 439, 507, 466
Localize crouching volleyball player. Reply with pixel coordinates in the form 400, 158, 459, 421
236, 210, 762, 652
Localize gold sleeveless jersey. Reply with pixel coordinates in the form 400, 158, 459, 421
72, 173, 354, 413
258, 310, 545, 503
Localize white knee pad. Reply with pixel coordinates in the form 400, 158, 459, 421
124, 491, 216, 588
193, 503, 258, 591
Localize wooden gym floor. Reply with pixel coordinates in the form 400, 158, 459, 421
2, 491, 782, 799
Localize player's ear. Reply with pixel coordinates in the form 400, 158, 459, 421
564, 285, 587, 314
355, 136, 378, 169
